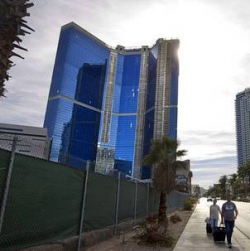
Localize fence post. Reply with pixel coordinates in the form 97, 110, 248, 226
0, 135, 18, 235
114, 172, 121, 236
133, 181, 138, 224
77, 161, 90, 251
146, 182, 150, 216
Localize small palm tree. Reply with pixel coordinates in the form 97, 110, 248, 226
143, 136, 187, 223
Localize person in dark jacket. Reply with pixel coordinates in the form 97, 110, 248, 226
221, 194, 238, 249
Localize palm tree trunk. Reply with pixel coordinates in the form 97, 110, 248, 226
158, 191, 167, 223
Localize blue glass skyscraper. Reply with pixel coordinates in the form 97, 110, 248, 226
44, 22, 180, 179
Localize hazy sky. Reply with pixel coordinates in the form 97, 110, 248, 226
1, 0, 250, 188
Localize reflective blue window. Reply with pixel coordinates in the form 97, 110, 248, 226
168, 44, 179, 140
75, 62, 107, 109
146, 46, 158, 110
168, 107, 177, 140
48, 26, 110, 100
119, 54, 141, 113
112, 54, 124, 113
48, 30, 70, 97
44, 98, 101, 168
115, 115, 137, 174
141, 45, 158, 179
67, 105, 101, 164
170, 45, 179, 106
142, 109, 154, 179
44, 98, 74, 162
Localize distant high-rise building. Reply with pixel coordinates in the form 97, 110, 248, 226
235, 88, 250, 166
44, 22, 180, 179
0, 123, 50, 159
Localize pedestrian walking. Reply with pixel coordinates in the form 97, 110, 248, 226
221, 194, 238, 249
210, 199, 221, 232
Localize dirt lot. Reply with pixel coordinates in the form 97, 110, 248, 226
85, 209, 194, 251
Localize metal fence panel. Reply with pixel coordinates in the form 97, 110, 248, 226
148, 187, 159, 215
83, 172, 117, 231
118, 180, 135, 223
0, 149, 10, 203
0, 153, 85, 251
136, 183, 148, 218
167, 190, 190, 210
0, 142, 189, 251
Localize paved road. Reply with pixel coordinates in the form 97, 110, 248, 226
233, 201, 250, 239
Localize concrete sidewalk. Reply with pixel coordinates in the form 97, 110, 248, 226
173, 199, 250, 251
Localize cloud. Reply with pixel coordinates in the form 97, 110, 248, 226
180, 130, 235, 144
191, 156, 237, 189
192, 156, 237, 167
208, 0, 250, 30
179, 129, 237, 162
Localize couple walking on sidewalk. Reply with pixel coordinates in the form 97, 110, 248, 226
209, 194, 238, 249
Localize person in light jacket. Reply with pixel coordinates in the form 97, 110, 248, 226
210, 199, 221, 233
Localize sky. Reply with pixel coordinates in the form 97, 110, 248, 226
1, 0, 250, 189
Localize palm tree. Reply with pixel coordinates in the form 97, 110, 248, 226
237, 166, 245, 198
143, 136, 187, 223
219, 175, 228, 199
228, 173, 238, 199
238, 161, 250, 199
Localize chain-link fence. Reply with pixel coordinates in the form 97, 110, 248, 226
0, 136, 189, 251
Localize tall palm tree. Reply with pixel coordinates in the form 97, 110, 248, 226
238, 161, 250, 199
228, 173, 238, 198
219, 175, 228, 199
237, 166, 245, 198
143, 136, 187, 223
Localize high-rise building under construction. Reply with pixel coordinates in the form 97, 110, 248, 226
44, 22, 180, 179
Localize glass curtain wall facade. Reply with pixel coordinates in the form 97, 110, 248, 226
235, 88, 250, 166
44, 22, 180, 179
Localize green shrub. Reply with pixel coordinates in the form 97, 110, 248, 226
183, 199, 193, 210
189, 197, 197, 205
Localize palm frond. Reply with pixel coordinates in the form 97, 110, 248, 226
172, 160, 187, 170
176, 150, 187, 157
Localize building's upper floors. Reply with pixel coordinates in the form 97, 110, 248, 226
47, 22, 180, 114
